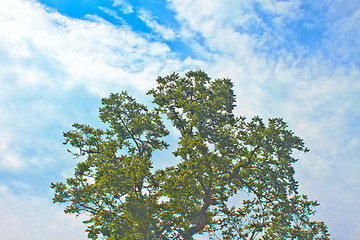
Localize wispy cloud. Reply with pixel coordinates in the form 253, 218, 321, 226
98, 6, 125, 22
137, 9, 176, 40
322, 4, 360, 67
112, 0, 133, 14
0, 134, 26, 171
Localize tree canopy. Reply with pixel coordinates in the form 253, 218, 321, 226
51, 70, 329, 239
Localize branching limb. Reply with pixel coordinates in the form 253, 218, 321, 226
116, 113, 143, 155
227, 146, 260, 181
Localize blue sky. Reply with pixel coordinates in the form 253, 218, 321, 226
0, 0, 359, 239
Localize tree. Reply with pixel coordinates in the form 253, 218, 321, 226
51, 70, 329, 239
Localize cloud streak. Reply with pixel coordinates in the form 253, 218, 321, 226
137, 9, 176, 40
113, 0, 133, 14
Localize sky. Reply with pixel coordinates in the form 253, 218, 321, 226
0, 0, 359, 239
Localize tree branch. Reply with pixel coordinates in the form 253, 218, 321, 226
236, 178, 272, 203
116, 113, 143, 155
227, 146, 260, 181
183, 198, 211, 239
183, 177, 216, 238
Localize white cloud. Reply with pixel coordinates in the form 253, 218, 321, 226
0, 185, 88, 240
98, 6, 125, 22
137, 9, 176, 40
258, 0, 302, 19
112, 0, 133, 14
323, 6, 360, 66
0, 0, 199, 97
0, 137, 26, 171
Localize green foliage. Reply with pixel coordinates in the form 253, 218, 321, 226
51, 70, 329, 239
